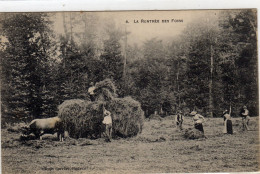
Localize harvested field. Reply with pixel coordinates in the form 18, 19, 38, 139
2, 116, 259, 173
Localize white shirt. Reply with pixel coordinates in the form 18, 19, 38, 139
88, 86, 96, 95
103, 115, 112, 125
224, 113, 231, 120
193, 114, 205, 124
103, 109, 112, 124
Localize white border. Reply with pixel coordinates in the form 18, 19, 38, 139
0, 0, 259, 12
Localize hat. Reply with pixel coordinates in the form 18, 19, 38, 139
243, 105, 247, 109
90, 82, 94, 86
190, 111, 197, 116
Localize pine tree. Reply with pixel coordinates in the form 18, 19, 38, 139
100, 29, 124, 95
1, 13, 55, 119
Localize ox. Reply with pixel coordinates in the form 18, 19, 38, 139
23, 117, 64, 141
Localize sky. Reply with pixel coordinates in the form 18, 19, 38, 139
52, 10, 217, 46
0, 10, 219, 53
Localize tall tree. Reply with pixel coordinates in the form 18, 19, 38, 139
1, 13, 55, 119
218, 9, 258, 115
100, 27, 124, 95
180, 15, 219, 116
132, 38, 172, 115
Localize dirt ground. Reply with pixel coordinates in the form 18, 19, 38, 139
1, 116, 259, 174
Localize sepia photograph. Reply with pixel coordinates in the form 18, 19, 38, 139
0, 9, 258, 173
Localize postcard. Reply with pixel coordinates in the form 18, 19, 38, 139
0, 9, 258, 173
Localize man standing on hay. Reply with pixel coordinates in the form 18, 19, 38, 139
102, 107, 113, 142
88, 82, 96, 101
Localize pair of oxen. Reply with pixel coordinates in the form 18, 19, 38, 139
22, 117, 65, 141
22, 115, 109, 141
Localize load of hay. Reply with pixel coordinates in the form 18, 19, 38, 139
183, 128, 205, 139
94, 78, 117, 101
58, 79, 144, 139
58, 99, 105, 139
106, 97, 145, 137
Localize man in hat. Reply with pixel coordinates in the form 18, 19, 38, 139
191, 111, 205, 133
175, 111, 184, 130
102, 107, 113, 142
240, 105, 250, 131
88, 82, 96, 102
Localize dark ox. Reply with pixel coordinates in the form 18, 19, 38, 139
23, 117, 65, 141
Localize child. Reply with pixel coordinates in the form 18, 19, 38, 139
102, 108, 113, 141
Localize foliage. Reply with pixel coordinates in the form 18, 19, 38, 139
0, 13, 56, 119
217, 9, 258, 116
100, 27, 124, 96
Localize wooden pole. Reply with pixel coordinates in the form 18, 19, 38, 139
122, 24, 127, 96
123, 25, 127, 80
229, 103, 232, 115
209, 44, 214, 117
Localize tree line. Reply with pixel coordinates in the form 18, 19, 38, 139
0, 10, 258, 122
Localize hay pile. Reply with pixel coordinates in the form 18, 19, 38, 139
106, 97, 145, 137
183, 128, 205, 139
58, 99, 105, 139
58, 79, 144, 139
164, 115, 176, 120
149, 114, 163, 121
94, 78, 117, 101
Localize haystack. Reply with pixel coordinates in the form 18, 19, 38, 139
94, 78, 117, 101
106, 97, 145, 138
183, 128, 205, 139
58, 99, 105, 139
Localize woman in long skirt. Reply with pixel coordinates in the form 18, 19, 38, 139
223, 110, 233, 134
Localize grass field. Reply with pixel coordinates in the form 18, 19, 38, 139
1, 116, 259, 173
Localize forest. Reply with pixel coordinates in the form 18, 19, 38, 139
0, 9, 258, 122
